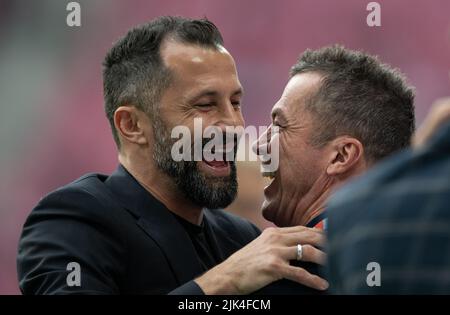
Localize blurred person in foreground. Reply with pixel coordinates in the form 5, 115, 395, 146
326, 97, 450, 294
17, 16, 327, 295
252, 45, 415, 294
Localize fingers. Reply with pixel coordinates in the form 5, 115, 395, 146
413, 97, 450, 148
298, 244, 327, 265
210, 225, 329, 294
271, 225, 325, 234
281, 265, 329, 291
282, 230, 326, 248
279, 245, 327, 265
261, 226, 325, 248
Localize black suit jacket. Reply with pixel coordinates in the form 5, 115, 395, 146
17, 165, 260, 294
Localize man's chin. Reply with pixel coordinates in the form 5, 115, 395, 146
183, 162, 237, 210
262, 199, 291, 227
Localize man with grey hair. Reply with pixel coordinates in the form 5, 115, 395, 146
252, 45, 415, 293
255, 45, 415, 229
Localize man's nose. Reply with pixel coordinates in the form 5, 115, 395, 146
216, 102, 244, 129
252, 125, 271, 156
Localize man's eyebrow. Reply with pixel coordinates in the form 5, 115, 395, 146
232, 88, 244, 97
190, 88, 244, 102
190, 90, 219, 101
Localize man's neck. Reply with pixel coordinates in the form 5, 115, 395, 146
119, 154, 204, 225
291, 175, 334, 227
291, 165, 367, 227
297, 191, 329, 227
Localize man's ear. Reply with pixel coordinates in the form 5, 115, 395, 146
114, 106, 149, 146
326, 136, 364, 176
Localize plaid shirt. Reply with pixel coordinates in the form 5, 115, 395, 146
326, 122, 450, 294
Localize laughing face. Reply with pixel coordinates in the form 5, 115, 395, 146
153, 39, 244, 209
255, 72, 335, 227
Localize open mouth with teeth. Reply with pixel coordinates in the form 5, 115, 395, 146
260, 159, 278, 198
261, 170, 276, 179
203, 158, 229, 167
199, 145, 234, 177
260, 156, 277, 179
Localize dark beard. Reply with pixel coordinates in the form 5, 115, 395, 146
152, 116, 238, 210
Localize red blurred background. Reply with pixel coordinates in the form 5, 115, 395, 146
0, 0, 449, 294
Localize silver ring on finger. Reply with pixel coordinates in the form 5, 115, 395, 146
296, 244, 303, 261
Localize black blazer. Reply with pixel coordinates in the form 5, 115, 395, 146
17, 165, 260, 294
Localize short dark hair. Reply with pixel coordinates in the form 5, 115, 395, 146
290, 45, 415, 162
103, 16, 224, 147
